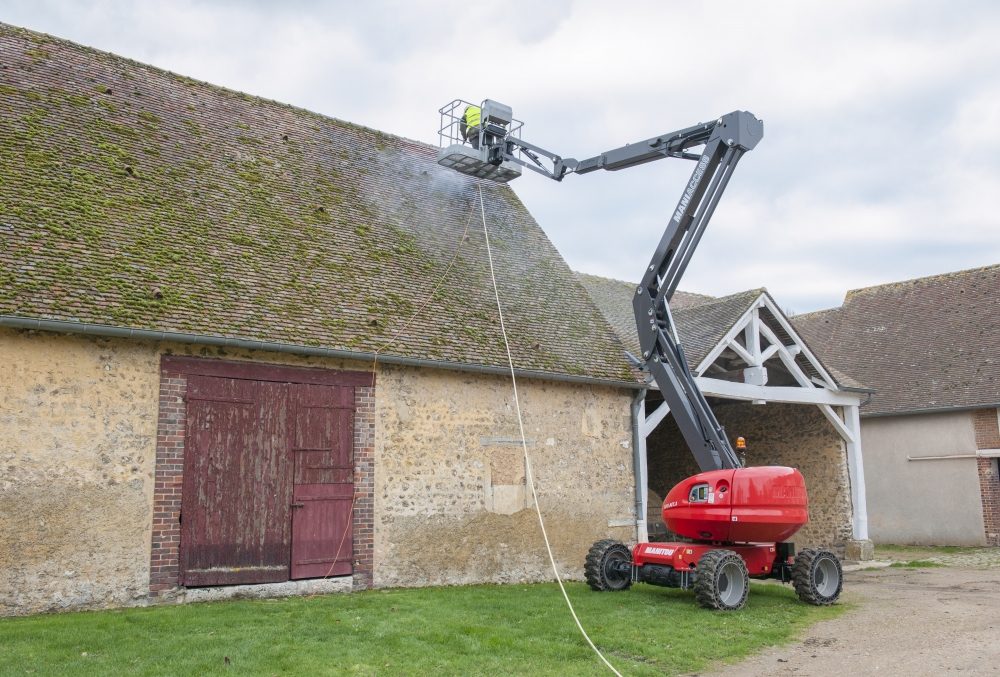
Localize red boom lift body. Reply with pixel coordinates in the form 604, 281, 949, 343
633, 467, 807, 579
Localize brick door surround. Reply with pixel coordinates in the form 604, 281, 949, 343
149, 355, 375, 599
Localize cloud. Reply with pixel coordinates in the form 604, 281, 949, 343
4, 0, 1000, 311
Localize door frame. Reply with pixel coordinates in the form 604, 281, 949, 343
149, 356, 375, 599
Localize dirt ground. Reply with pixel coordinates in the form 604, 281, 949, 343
702, 553, 1000, 677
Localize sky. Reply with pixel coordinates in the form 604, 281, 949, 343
3, 0, 1000, 313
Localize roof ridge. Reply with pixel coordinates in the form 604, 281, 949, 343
844, 262, 1000, 302
0, 21, 440, 154
574, 271, 637, 287
573, 271, 715, 300
676, 287, 765, 311
793, 307, 841, 320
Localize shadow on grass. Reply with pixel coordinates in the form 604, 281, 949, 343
0, 581, 842, 677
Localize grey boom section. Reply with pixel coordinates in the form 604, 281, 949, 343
437, 102, 763, 472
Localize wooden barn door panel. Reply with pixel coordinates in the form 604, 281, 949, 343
180, 376, 293, 586
290, 384, 355, 580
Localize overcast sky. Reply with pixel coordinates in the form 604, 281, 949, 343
4, 1, 1000, 312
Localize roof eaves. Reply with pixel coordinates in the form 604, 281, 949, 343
860, 402, 1000, 419
0, 314, 646, 390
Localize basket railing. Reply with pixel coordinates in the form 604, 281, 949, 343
437, 99, 523, 150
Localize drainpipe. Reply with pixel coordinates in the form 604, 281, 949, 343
631, 388, 648, 544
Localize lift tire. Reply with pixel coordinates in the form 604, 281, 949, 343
693, 549, 749, 611
584, 539, 633, 592
792, 547, 842, 606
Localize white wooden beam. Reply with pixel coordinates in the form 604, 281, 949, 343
811, 376, 837, 390
843, 404, 869, 541
643, 400, 671, 438
759, 344, 780, 364
819, 404, 855, 443
635, 396, 649, 543
726, 340, 756, 367
758, 322, 814, 388
759, 294, 837, 389
694, 377, 861, 406
693, 296, 762, 375
746, 308, 761, 364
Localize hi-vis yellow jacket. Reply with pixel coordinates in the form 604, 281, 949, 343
463, 105, 481, 129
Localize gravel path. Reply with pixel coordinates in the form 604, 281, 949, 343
699, 562, 1000, 677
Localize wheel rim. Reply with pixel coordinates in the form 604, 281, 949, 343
718, 561, 745, 607
604, 551, 630, 590
814, 557, 839, 598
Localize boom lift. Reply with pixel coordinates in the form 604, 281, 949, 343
437, 100, 843, 610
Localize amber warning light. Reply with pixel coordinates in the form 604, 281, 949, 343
735, 437, 746, 450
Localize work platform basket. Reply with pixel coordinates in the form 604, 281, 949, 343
437, 99, 523, 183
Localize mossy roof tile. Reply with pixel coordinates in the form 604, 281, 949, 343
0, 24, 635, 383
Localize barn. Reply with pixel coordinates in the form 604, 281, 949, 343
0, 24, 869, 617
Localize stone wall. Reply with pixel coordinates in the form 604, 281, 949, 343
0, 327, 637, 615
373, 364, 636, 588
0, 327, 160, 615
646, 400, 853, 554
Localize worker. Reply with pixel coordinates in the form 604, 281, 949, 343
460, 105, 481, 149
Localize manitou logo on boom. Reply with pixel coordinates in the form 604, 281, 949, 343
672, 154, 711, 223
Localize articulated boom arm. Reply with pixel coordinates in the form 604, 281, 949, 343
507, 111, 764, 472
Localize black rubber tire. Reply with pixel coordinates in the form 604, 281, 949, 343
584, 539, 633, 592
693, 549, 749, 611
792, 547, 843, 606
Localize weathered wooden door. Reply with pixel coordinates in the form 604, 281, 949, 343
180, 376, 293, 586
289, 384, 355, 579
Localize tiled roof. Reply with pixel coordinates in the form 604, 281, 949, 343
578, 275, 860, 391
576, 272, 712, 358
793, 264, 1000, 415
671, 290, 764, 370
577, 272, 765, 371
0, 25, 636, 383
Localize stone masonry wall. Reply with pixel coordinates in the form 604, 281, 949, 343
373, 364, 636, 588
646, 401, 853, 555
0, 327, 160, 615
973, 408, 1000, 546
0, 328, 637, 615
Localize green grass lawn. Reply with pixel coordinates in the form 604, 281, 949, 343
875, 544, 983, 559
0, 581, 842, 677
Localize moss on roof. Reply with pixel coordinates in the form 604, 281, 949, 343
0, 24, 635, 383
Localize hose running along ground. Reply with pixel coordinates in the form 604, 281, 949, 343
477, 182, 625, 677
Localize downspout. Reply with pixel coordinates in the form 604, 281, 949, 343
631, 388, 648, 544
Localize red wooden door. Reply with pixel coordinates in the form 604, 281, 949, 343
289, 384, 355, 579
180, 376, 293, 586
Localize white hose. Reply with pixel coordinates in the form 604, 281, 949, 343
478, 182, 624, 677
